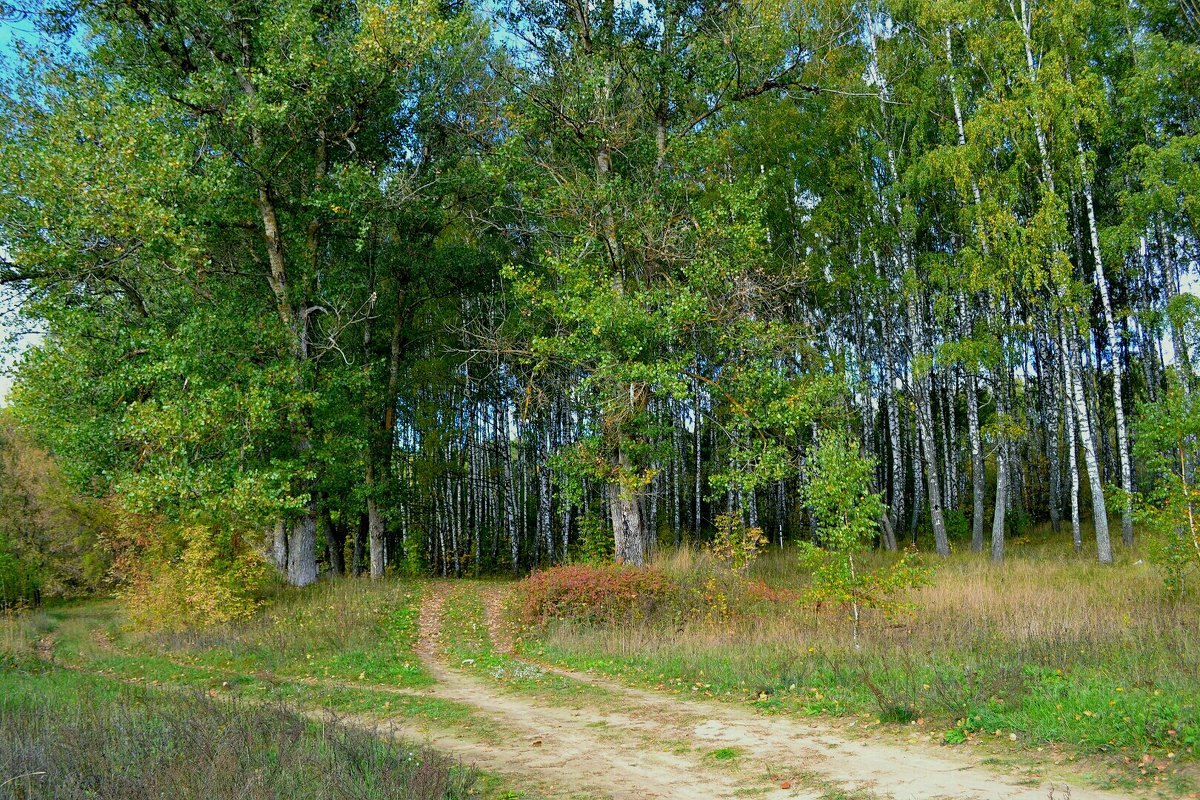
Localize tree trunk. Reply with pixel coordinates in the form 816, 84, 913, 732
908, 293, 951, 556
287, 512, 318, 587
609, 447, 652, 566
1079, 145, 1133, 546
271, 520, 288, 574
1062, 340, 1083, 552
353, 513, 367, 576
1062, 322, 1113, 563
966, 370, 985, 553
991, 445, 1007, 562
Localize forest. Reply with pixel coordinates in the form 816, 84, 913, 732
1, 0, 1199, 797
3, 0, 1197, 599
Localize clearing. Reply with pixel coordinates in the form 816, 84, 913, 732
19, 578, 1162, 800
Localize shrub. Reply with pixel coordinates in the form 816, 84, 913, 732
942, 509, 969, 542
705, 513, 767, 575
0, 534, 41, 610
118, 521, 272, 631
516, 564, 673, 625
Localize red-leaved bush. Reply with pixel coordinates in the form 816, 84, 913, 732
517, 564, 674, 626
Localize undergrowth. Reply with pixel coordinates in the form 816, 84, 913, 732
128, 577, 430, 687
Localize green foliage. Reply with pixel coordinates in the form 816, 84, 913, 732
114, 518, 273, 630
573, 513, 616, 565
797, 431, 924, 640
0, 414, 109, 604
0, 533, 40, 609
1133, 384, 1200, 595
942, 509, 970, 543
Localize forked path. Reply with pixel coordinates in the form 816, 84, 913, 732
395, 582, 1137, 800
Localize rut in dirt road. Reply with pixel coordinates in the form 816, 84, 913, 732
394, 582, 1138, 800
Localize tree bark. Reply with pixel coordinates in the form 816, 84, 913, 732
287, 513, 318, 587
1079, 145, 1133, 547
271, 520, 288, 574
991, 445, 1007, 562
1061, 322, 1113, 563
608, 448, 653, 566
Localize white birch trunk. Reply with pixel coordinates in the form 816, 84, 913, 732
1079, 144, 1134, 546
1061, 324, 1114, 563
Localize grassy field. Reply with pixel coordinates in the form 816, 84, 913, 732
0, 580, 534, 800
0, 665, 476, 800
518, 535, 1200, 795
3, 529, 1198, 798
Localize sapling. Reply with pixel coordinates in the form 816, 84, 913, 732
1134, 381, 1200, 595
798, 430, 924, 647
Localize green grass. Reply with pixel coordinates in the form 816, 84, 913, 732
0, 581, 549, 799
23, 587, 509, 737
705, 746, 743, 761
0, 660, 476, 800
126, 578, 432, 688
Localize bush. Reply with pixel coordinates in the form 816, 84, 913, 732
516, 564, 673, 625
118, 522, 272, 631
705, 514, 767, 575
0, 534, 41, 610
942, 509, 969, 542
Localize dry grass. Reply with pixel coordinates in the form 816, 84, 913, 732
529, 537, 1200, 779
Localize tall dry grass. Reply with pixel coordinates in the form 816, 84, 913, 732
532, 540, 1200, 761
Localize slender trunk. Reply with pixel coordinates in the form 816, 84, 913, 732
1079, 145, 1133, 546
991, 385, 1008, 561
672, 405, 683, 547
909, 409, 925, 542
353, 513, 366, 576
967, 370, 985, 552
693, 369, 703, 535
1062, 322, 1113, 563
881, 261, 904, 540
1062, 339, 1083, 552
538, 436, 553, 566
909, 294, 950, 556
501, 398, 518, 573
1158, 220, 1194, 389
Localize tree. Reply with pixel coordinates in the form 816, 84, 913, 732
798, 430, 922, 647
1, 0, 475, 584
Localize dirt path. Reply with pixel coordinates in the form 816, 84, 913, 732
391, 582, 1137, 800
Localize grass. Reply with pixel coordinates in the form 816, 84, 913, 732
519, 532, 1200, 793
0, 659, 476, 800
0, 579, 556, 800
127, 578, 431, 688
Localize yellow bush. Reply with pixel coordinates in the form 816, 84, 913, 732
120, 523, 270, 631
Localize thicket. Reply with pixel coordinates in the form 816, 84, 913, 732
0, 414, 107, 609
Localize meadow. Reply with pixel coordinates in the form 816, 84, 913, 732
517, 532, 1200, 794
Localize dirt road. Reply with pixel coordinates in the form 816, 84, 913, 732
384, 582, 1134, 800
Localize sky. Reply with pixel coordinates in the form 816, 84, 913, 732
0, 18, 54, 404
